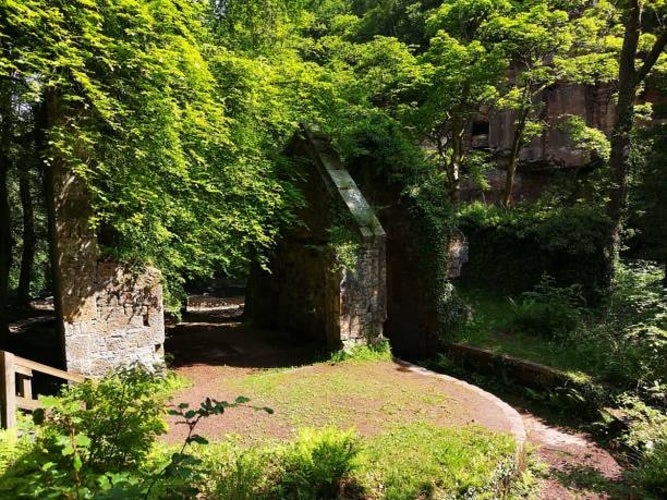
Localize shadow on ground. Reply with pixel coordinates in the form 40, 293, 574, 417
165, 308, 328, 370
552, 464, 629, 499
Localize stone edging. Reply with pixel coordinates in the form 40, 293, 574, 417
393, 358, 527, 455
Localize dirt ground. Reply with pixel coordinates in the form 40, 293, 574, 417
164, 302, 627, 499
7, 299, 626, 499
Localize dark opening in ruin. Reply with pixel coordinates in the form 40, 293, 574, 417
471, 120, 489, 136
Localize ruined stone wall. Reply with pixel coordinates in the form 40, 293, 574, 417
63, 263, 165, 376
50, 153, 164, 376
246, 129, 386, 350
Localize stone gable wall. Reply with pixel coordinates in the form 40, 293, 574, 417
246, 128, 386, 350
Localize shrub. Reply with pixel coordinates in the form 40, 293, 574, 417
508, 275, 585, 338
0, 366, 172, 498
0, 367, 245, 499
272, 427, 361, 499
456, 202, 608, 299
619, 397, 667, 496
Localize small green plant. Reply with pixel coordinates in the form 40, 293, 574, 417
273, 427, 361, 499
329, 338, 392, 363
209, 451, 268, 500
508, 274, 585, 338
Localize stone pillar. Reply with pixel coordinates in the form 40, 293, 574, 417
49, 143, 164, 376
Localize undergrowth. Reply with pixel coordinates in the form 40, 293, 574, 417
0, 357, 524, 499
449, 260, 666, 498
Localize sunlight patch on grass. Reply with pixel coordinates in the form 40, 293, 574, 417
352, 422, 516, 499
224, 360, 451, 434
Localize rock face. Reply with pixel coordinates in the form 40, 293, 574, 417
487, 83, 615, 168
49, 156, 164, 376
246, 128, 386, 350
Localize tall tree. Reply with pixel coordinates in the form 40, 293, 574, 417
605, 0, 667, 286
1, 0, 305, 307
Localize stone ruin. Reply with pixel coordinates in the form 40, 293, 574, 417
50, 156, 164, 377
246, 128, 387, 350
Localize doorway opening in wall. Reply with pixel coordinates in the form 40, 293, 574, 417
164, 269, 323, 370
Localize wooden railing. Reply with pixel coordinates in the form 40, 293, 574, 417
0, 351, 85, 429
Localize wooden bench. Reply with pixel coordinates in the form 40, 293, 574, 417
0, 351, 85, 429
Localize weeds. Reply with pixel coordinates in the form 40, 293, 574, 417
329, 338, 393, 363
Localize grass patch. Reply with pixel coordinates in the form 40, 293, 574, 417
196, 424, 518, 499
359, 422, 517, 499
456, 262, 666, 392
455, 288, 593, 382
329, 338, 393, 363
223, 359, 451, 436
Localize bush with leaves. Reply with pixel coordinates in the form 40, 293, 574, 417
271, 427, 360, 499
508, 275, 585, 338
0, 367, 170, 498
617, 396, 667, 496
0, 367, 269, 499
576, 262, 667, 392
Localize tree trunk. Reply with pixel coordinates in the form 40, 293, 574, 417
36, 95, 67, 364
604, 2, 641, 291
502, 108, 529, 208
604, 2, 667, 292
0, 91, 12, 341
17, 167, 35, 307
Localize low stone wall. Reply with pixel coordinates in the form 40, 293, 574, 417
63, 263, 165, 376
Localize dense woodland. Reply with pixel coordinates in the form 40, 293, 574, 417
1, 0, 666, 315
0, 0, 667, 498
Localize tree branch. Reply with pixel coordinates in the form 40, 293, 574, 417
635, 28, 667, 84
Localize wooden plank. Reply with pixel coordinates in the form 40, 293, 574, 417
16, 396, 41, 411
14, 365, 32, 377
17, 374, 32, 400
13, 356, 85, 383
0, 351, 17, 429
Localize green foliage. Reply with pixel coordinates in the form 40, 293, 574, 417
558, 114, 611, 162
1, 0, 313, 296
201, 423, 519, 499
329, 337, 393, 363
457, 201, 609, 297
456, 262, 666, 397
508, 275, 585, 338
272, 427, 360, 499
35, 367, 170, 472
0, 367, 171, 498
628, 123, 667, 264
405, 172, 461, 331
618, 396, 667, 496
0, 367, 265, 499
206, 449, 269, 500
326, 223, 360, 275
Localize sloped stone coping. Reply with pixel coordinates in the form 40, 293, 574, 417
393, 358, 527, 455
